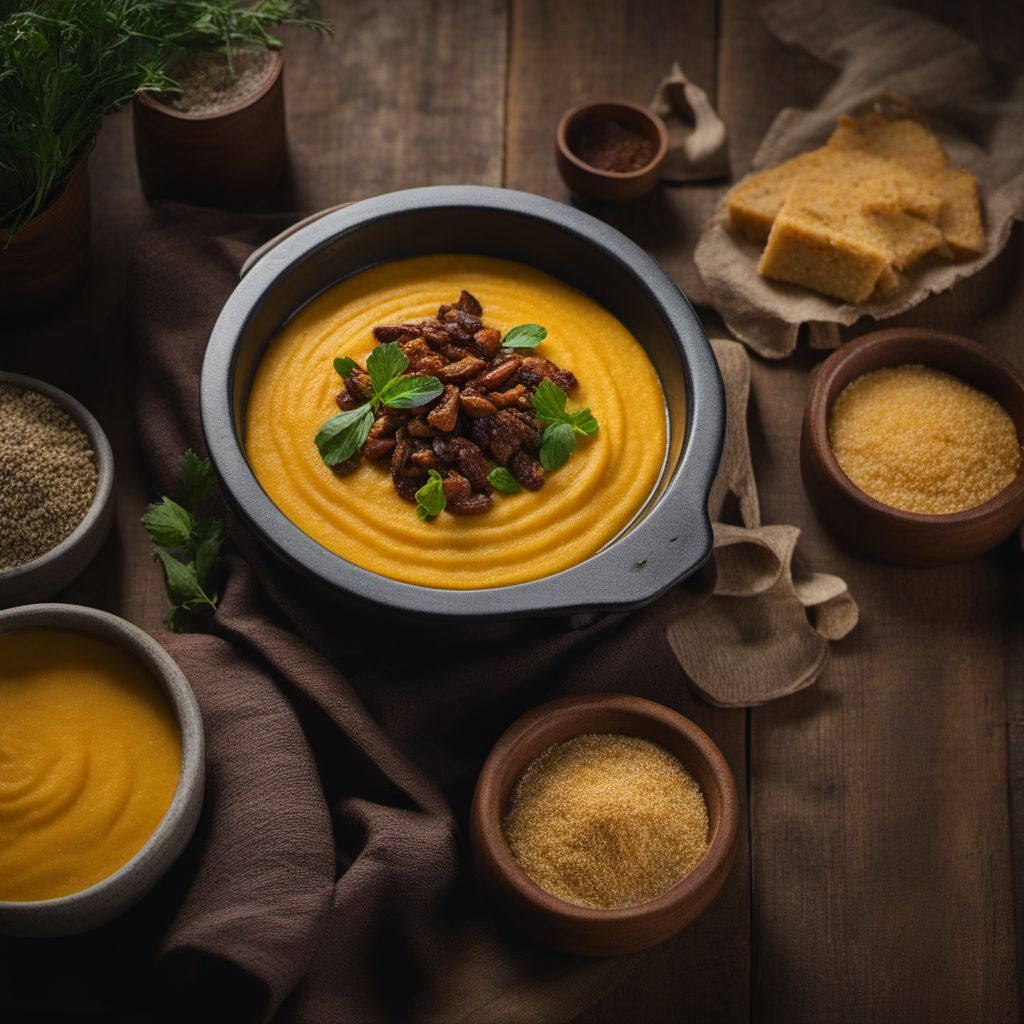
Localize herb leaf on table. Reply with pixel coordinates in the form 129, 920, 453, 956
143, 449, 227, 633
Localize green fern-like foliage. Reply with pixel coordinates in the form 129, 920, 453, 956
0, 1, 327, 239
0, 1, 169, 236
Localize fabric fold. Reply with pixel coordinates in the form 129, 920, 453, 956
650, 63, 730, 182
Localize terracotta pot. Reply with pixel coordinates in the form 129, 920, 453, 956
0, 160, 91, 317
133, 49, 286, 209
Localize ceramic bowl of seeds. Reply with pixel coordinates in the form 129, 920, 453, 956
0, 373, 115, 607
469, 693, 739, 956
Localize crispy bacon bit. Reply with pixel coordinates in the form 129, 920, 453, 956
437, 356, 487, 382
460, 393, 498, 418
331, 291, 582, 517
510, 450, 545, 490
426, 384, 460, 432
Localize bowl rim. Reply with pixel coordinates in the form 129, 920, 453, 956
0, 371, 115, 586
0, 603, 205, 923
805, 327, 1024, 526
470, 692, 739, 925
136, 47, 283, 122
201, 185, 724, 618
556, 99, 669, 180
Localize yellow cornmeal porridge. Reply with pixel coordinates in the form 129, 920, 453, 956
245, 254, 668, 588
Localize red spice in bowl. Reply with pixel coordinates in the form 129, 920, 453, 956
570, 118, 657, 173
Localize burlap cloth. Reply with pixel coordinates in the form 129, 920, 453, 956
694, 0, 1024, 358
0, 207, 854, 1023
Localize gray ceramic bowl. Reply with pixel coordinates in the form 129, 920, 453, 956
201, 185, 724, 618
0, 372, 115, 608
0, 604, 204, 937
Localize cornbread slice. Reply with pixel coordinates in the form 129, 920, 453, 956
931, 169, 985, 255
727, 150, 830, 242
829, 114, 984, 256
869, 209, 947, 269
758, 156, 939, 303
828, 114, 948, 174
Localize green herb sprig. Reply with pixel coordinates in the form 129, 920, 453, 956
0, 1, 172, 240
142, 449, 227, 633
415, 470, 446, 520
315, 343, 442, 466
501, 324, 547, 349
147, 0, 331, 77
487, 467, 520, 493
531, 378, 599, 470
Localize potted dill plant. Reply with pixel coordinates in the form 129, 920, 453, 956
0, 1, 167, 316
133, 1, 329, 208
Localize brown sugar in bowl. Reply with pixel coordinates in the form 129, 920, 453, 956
556, 100, 668, 204
469, 694, 739, 956
800, 328, 1024, 565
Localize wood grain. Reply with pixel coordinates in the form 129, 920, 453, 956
503, 1, 749, 1019
719, 0, 1023, 1019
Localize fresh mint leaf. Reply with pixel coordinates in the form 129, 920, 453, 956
193, 518, 228, 587
142, 498, 194, 549
531, 379, 599, 471
415, 469, 447, 521
540, 422, 577, 471
531, 377, 569, 424
366, 342, 409, 396
487, 467, 521, 493
334, 356, 358, 380
379, 374, 444, 409
164, 605, 193, 634
570, 407, 599, 436
173, 449, 215, 511
154, 548, 213, 610
501, 324, 547, 349
315, 404, 374, 466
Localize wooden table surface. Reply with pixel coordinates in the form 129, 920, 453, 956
5, 1, 1022, 1020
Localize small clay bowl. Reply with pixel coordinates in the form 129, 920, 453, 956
800, 328, 1024, 565
0, 373, 115, 607
0, 603, 205, 937
469, 693, 739, 956
556, 100, 668, 203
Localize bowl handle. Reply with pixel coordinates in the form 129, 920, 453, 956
239, 202, 352, 279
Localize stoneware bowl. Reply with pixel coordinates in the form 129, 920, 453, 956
469, 693, 739, 956
0, 372, 115, 607
555, 100, 668, 203
201, 185, 725, 620
0, 603, 204, 938
801, 328, 1024, 565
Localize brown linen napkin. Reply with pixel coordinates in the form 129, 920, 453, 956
666, 339, 858, 706
694, 0, 1024, 358
650, 63, 730, 182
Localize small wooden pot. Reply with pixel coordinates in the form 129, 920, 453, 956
800, 328, 1024, 565
0, 159, 91, 317
133, 49, 286, 209
470, 693, 739, 956
555, 100, 668, 204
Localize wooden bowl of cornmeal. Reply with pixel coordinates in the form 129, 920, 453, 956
469, 693, 739, 956
801, 328, 1024, 565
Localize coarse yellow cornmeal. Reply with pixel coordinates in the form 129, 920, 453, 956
245, 254, 668, 589
828, 364, 1021, 514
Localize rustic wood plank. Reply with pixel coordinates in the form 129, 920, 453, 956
718, 0, 1023, 1019
282, 0, 506, 205
504, 2, 749, 1020
506, 0, 724, 304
